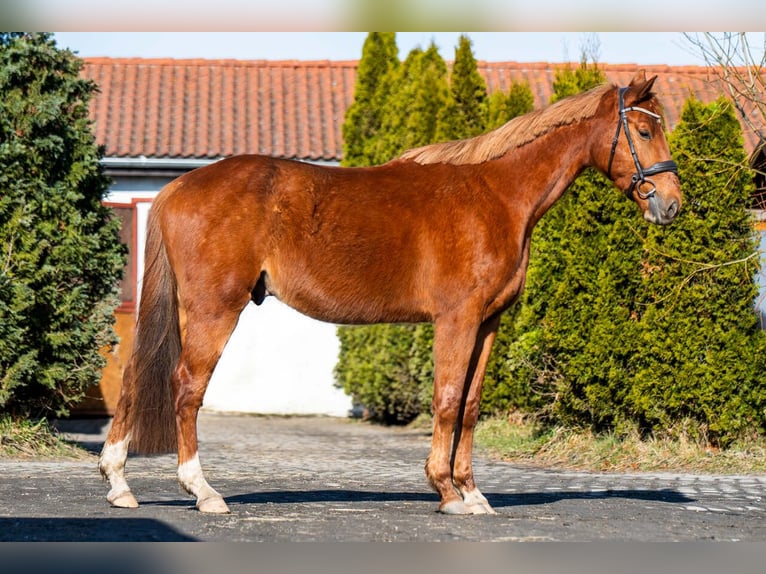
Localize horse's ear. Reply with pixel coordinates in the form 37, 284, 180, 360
628, 70, 657, 103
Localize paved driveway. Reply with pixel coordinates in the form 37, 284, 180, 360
2, 412, 766, 542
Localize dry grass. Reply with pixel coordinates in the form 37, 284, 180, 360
474, 417, 766, 474
0, 416, 89, 460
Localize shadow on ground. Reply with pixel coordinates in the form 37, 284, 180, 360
220, 487, 695, 508
53, 418, 111, 455
0, 517, 196, 542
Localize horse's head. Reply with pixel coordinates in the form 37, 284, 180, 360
598, 71, 682, 225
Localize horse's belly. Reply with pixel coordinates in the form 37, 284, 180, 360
264, 263, 430, 326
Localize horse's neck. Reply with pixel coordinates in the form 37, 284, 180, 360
493, 121, 593, 228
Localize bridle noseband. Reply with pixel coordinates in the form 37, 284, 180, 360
607, 86, 678, 201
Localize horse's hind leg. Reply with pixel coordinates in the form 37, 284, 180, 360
173, 304, 244, 514
450, 315, 500, 515
99, 365, 138, 508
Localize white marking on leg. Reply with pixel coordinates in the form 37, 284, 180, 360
99, 437, 138, 508
178, 453, 230, 513
177, 453, 211, 497
461, 487, 497, 515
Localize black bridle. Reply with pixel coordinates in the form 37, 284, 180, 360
607, 86, 678, 201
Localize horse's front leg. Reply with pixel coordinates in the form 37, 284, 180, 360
450, 315, 501, 515
173, 310, 241, 514
425, 311, 485, 515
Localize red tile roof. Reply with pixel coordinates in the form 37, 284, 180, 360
81, 58, 764, 162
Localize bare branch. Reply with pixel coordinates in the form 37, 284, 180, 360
684, 33, 766, 143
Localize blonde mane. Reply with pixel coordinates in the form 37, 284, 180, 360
400, 83, 614, 166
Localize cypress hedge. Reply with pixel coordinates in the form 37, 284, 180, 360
494, 90, 766, 445
0, 33, 126, 419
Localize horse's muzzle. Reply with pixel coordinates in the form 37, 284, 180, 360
645, 194, 680, 225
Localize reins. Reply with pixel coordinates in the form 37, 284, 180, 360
607, 86, 678, 200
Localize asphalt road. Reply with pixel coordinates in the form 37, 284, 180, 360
2, 412, 766, 543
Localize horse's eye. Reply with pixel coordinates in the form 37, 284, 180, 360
638, 128, 652, 140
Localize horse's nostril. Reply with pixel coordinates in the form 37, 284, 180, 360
665, 200, 678, 220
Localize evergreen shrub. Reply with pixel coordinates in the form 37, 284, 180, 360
490, 92, 766, 445
0, 33, 125, 419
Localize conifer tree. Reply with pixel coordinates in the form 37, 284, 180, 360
337, 37, 537, 423
373, 43, 450, 163
487, 65, 766, 444
437, 34, 488, 141
550, 58, 605, 102
622, 97, 766, 444
341, 33, 399, 168
336, 43, 451, 423
486, 81, 535, 130
0, 33, 126, 419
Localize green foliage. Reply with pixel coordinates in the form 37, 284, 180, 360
485, 66, 766, 445
341, 33, 399, 168
436, 34, 487, 141
486, 81, 535, 130
550, 57, 605, 102
335, 324, 433, 424
0, 33, 126, 419
482, 61, 611, 421
371, 43, 450, 164
337, 43, 766, 442
620, 96, 766, 444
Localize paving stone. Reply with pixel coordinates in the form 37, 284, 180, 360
1, 412, 766, 541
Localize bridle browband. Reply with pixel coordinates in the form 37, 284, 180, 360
607, 86, 678, 201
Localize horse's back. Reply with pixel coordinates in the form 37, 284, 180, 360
151, 154, 525, 325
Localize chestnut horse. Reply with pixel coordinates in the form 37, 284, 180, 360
99, 71, 681, 515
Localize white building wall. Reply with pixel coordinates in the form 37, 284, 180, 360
105, 176, 352, 417
204, 299, 351, 416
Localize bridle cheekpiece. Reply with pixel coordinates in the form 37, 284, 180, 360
607, 86, 678, 200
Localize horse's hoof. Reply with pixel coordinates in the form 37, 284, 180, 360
466, 501, 497, 515
197, 496, 230, 514
439, 500, 472, 515
108, 491, 139, 509
462, 489, 497, 515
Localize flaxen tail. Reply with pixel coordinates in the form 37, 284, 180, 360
124, 197, 180, 454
